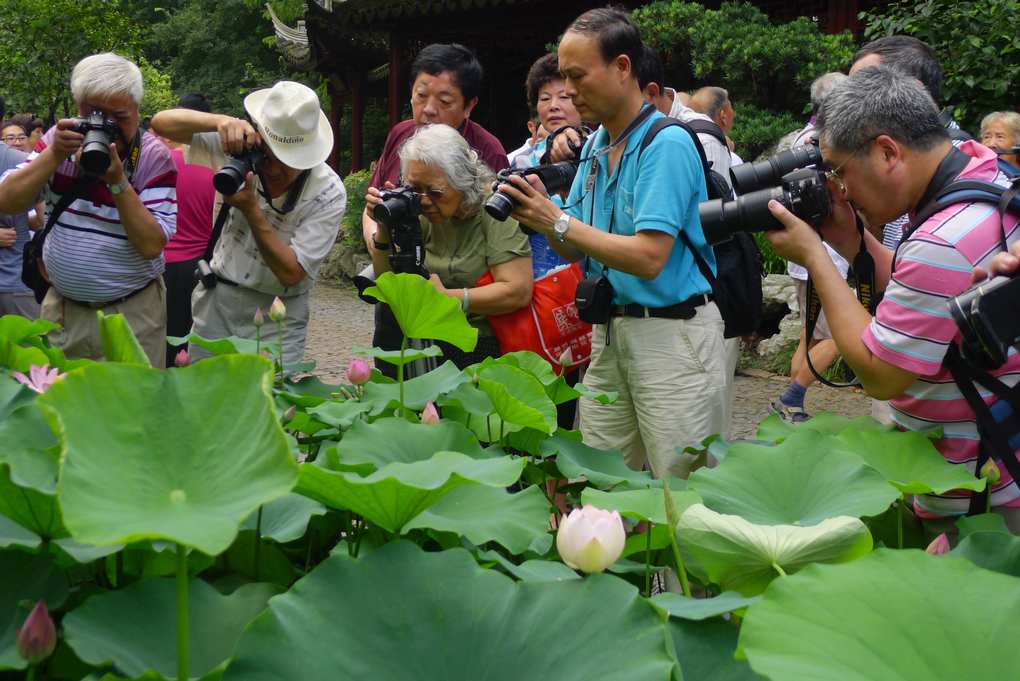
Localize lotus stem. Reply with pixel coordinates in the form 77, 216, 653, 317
254, 506, 263, 581
644, 525, 653, 597
397, 336, 407, 415
255, 324, 261, 357
175, 543, 189, 681
666, 530, 692, 597
897, 495, 904, 550
772, 562, 787, 577
26, 666, 36, 681
276, 320, 285, 388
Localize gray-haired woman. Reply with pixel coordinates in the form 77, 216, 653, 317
365, 123, 532, 367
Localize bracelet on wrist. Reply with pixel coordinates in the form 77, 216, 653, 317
461, 287, 470, 313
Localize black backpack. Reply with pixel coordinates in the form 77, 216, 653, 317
639, 117, 763, 338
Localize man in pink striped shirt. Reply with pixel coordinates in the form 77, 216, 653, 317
764, 65, 1020, 533
0, 53, 177, 366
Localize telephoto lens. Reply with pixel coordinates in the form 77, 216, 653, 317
730, 144, 823, 195
74, 112, 119, 176
213, 149, 266, 196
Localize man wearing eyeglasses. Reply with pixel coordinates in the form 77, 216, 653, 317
151, 80, 346, 366
764, 65, 1020, 533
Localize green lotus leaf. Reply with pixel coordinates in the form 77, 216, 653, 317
0, 462, 64, 538
169, 333, 281, 359
240, 494, 326, 543
0, 514, 40, 550
756, 411, 892, 443
436, 381, 495, 416
403, 484, 552, 554
495, 351, 559, 384
835, 428, 985, 495
363, 272, 478, 351
0, 551, 68, 670
689, 430, 899, 525
0, 402, 59, 493
40, 356, 298, 555
652, 591, 760, 621
64, 578, 278, 680
956, 512, 1009, 538
545, 433, 655, 489
740, 549, 1020, 680
678, 503, 873, 595
0, 338, 50, 373
952, 531, 1020, 577
361, 360, 469, 414
96, 311, 150, 366
336, 417, 489, 467
295, 451, 525, 532
476, 549, 582, 582
477, 364, 558, 435
223, 541, 677, 681
277, 375, 342, 408
352, 344, 443, 367
581, 485, 698, 525
670, 617, 765, 681
0, 372, 33, 417
307, 400, 373, 428
0, 315, 59, 344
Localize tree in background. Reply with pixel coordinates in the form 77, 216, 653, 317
861, 0, 1020, 133
632, 0, 854, 160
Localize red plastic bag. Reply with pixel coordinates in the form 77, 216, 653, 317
477, 263, 592, 373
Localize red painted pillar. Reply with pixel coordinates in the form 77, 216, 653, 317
328, 81, 344, 172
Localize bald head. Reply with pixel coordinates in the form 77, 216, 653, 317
690, 86, 734, 133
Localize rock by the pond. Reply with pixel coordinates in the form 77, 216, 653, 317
758, 273, 800, 360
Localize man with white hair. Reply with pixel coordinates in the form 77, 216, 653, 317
0, 52, 177, 365
152, 81, 346, 366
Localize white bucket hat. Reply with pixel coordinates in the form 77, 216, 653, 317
244, 81, 333, 170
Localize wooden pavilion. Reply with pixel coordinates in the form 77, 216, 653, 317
272, 0, 878, 174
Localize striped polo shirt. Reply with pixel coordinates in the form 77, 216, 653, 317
862, 141, 1020, 516
8, 127, 177, 302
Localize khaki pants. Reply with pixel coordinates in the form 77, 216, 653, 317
41, 279, 167, 367
0, 291, 40, 318
579, 302, 728, 479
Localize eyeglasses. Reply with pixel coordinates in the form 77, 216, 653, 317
2, 134, 27, 143
410, 186, 446, 202
824, 137, 876, 194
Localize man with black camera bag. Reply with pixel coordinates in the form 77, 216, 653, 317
764, 65, 1020, 535
0, 53, 177, 366
500, 8, 727, 480
152, 81, 346, 367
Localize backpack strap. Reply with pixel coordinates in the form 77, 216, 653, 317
684, 118, 728, 149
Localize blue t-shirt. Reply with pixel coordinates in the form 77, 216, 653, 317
0, 143, 31, 294
564, 108, 714, 307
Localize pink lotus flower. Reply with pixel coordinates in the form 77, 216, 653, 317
980, 460, 1001, 486
926, 533, 950, 555
16, 600, 56, 664
420, 401, 440, 425
175, 349, 189, 367
346, 357, 371, 385
556, 506, 626, 573
12, 365, 60, 393
269, 296, 286, 322
253, 307, 265, 327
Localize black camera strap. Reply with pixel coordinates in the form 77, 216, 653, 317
256, 168, 310, 216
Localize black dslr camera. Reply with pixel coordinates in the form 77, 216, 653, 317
373, 186, 427, 277
949, 275, 1020, 369
485, 161, 580, 222
70, 112, 120, 176
214, 148, 267, 196
698, 144, 831, 245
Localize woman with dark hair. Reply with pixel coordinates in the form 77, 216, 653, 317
508, 53, 583, 169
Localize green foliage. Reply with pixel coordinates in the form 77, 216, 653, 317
730, 103, 801, 162
341, 169, 372, 250
753, 232, 787, 275
862, 0, 1020, 133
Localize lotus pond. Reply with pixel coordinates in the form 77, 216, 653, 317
2, 272, 1019, 681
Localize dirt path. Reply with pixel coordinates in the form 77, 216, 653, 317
303, 281, 872, 438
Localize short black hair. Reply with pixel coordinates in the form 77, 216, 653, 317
525, 53, 563, 111
7, 113, 41, 134
565, 7, 643, 77
637, 43, 664, 92
178, 93, 212, 113
853, 35, 943, 104
409, 43, 484, 103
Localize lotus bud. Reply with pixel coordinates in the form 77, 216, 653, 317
926, 533, 950, 555
253, 307, 265, 327
269, 296, 286, 322
420, 401, 440, 425
558, 347, 574, 368
555, 505, 626, 573
282, 405, 297, 423
16, 600, 56, 664
346, 357, 371, 385
175, 349, 189, 367
980, 460, 1001, 486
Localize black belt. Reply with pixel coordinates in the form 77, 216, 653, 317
64, 279, 155, 309
610, 293, 712, 320
215, 274, 239, 287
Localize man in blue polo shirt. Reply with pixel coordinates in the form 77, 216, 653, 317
501, 7, 726, 479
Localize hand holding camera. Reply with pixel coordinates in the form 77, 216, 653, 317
216, 117, 259, 156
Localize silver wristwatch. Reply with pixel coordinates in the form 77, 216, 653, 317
553, 212, 571, 243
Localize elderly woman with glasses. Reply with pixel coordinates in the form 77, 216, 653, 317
366, 123, 532, 367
